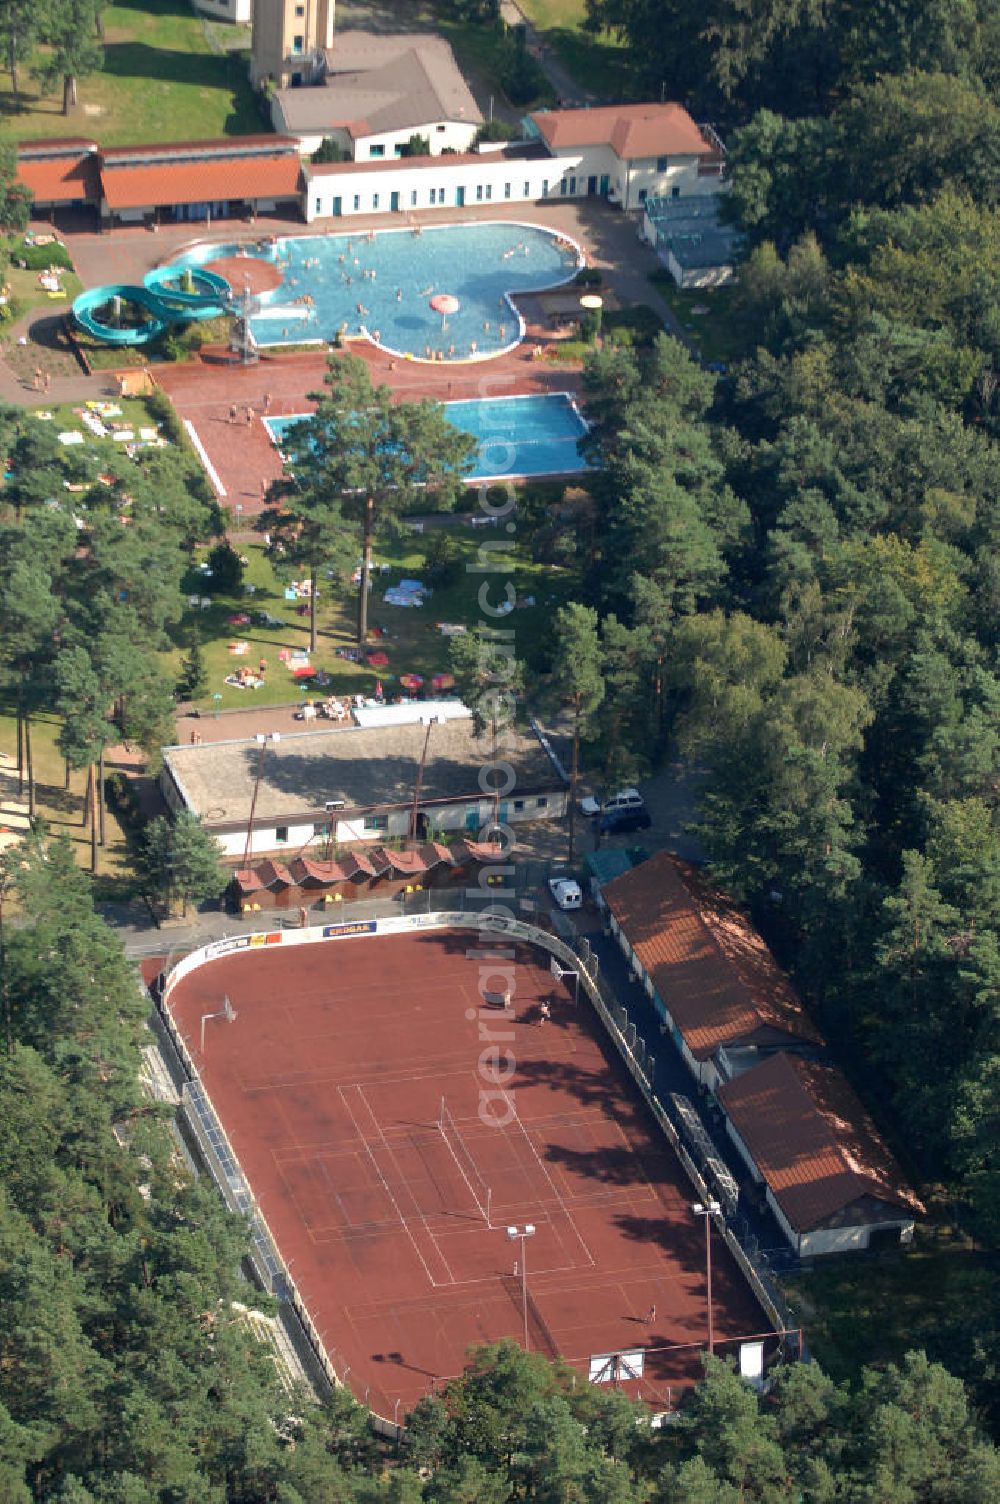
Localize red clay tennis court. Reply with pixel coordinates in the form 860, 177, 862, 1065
164, 928, 764, 1416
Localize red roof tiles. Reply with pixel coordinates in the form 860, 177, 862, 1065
602, 852, 821, 1060
531, 103, 711, 160
100, 151, 302, 211
16, 148, 99, 204
719, 1053, 923, 1231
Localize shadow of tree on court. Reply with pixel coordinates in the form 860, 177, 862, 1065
543, 1140, 679, 1189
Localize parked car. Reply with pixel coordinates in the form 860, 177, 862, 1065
580, 787, 644, 819
599, 807, 653, 835
548, 875, 583, 910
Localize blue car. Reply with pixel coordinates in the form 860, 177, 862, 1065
599, 807, 652, 835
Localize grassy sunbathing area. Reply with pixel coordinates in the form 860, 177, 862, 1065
170, 528, 579, 717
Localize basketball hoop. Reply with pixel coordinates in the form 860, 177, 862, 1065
201, 995, 239, 1053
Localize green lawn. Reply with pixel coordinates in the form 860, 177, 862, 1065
172, 529, 578, 715
0, 0, 263, 146
649, 277, 741, 367
0, 708, 133, 883
780, 1237, 999, 1401
514, 0, 637, 100
0, 237, 83, 323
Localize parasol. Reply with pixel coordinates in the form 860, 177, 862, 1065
432, 672, 456, 691
429, 292, 460, 332
367, 650, 389, 667
400, 672, 424, 691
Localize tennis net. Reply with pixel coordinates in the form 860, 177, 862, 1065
438, 1100, 493, 1226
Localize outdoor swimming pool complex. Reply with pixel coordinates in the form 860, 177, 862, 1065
173, 222, 581, 359
266, 393, 591, 482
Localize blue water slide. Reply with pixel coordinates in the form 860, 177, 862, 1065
72, 267, 232, 346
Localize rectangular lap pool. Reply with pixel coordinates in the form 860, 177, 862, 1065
265, 392, 591, 482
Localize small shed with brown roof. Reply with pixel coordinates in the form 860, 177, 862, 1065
718, 1052, 923, 1256
601, 851, 822, 1087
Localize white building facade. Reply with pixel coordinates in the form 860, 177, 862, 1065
191, 0, 253, 22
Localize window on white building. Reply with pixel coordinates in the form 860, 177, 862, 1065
485, 183, 492, 199
524, 180, 530, 196
370, 144, 385, 158
476, 184, 483, 201
411, 190, 418, 206
353, 194, 360, 211
504, 182, 511, 199
541, 180, 549, 197
372, 193, 380, 209
275, 825, 289, 843
292, 35, 303, 54
364, 814, 389, 832
656, 156, 668, 171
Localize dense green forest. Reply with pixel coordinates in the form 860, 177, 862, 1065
556, 0, 1000, 1434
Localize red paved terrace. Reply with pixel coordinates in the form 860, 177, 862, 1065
154, 342, 581, 518
164, 929, 765, 1417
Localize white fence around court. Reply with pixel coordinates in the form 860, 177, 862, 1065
152, 902, 800, 1434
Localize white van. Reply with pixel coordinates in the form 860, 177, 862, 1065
580, 787, 644, 819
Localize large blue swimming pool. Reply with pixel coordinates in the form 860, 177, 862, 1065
266, 392, 591, 481
173, 221, 581, 360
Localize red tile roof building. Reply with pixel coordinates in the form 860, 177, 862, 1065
601, 851, 921, 1255
15, 137, 303, 226
719, 1053, 923, 1255
531, 103, 712, 160
602, 851, 821, 1080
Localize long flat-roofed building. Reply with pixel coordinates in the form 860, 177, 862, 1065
161, 715, 568, 858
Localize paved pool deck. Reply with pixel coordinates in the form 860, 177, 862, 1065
0, 201, 684, 510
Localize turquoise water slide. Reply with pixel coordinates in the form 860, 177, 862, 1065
72, 267, 232, 346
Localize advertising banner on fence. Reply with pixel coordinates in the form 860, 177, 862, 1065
322, 919, 378, 940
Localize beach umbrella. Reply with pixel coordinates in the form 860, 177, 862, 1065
367, 650, 389, 667
432, 672, 455, 691
429, 292, 460, 331
400, 673, 424, 690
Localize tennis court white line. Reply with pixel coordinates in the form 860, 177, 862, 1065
502, 1095, 597, 1268
438, 1102, 494, 1228
345, 1084, 461, 1288
337, 1085, 453, 1289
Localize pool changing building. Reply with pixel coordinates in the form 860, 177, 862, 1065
160, 712, 569, 859
18, 103, 726, 229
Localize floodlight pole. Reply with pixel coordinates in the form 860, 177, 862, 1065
507, 1223, 536, 1351
243, 732, 280, 869
693, 1200, 721, 1354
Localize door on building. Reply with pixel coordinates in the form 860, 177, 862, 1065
415, 812, 429, 839
332, 196, 342, 216
599, 174, 610, 194
587, 175, 597, 194
569, 176, 577, 195
390, 190, 400, 212
498, 801, 510, 825
456, 186, 466, 207
464, 805, 479, 831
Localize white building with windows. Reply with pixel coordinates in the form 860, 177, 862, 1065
301, 100, 724, 222
271, 32, 483, 160
160, 715, 568, 859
